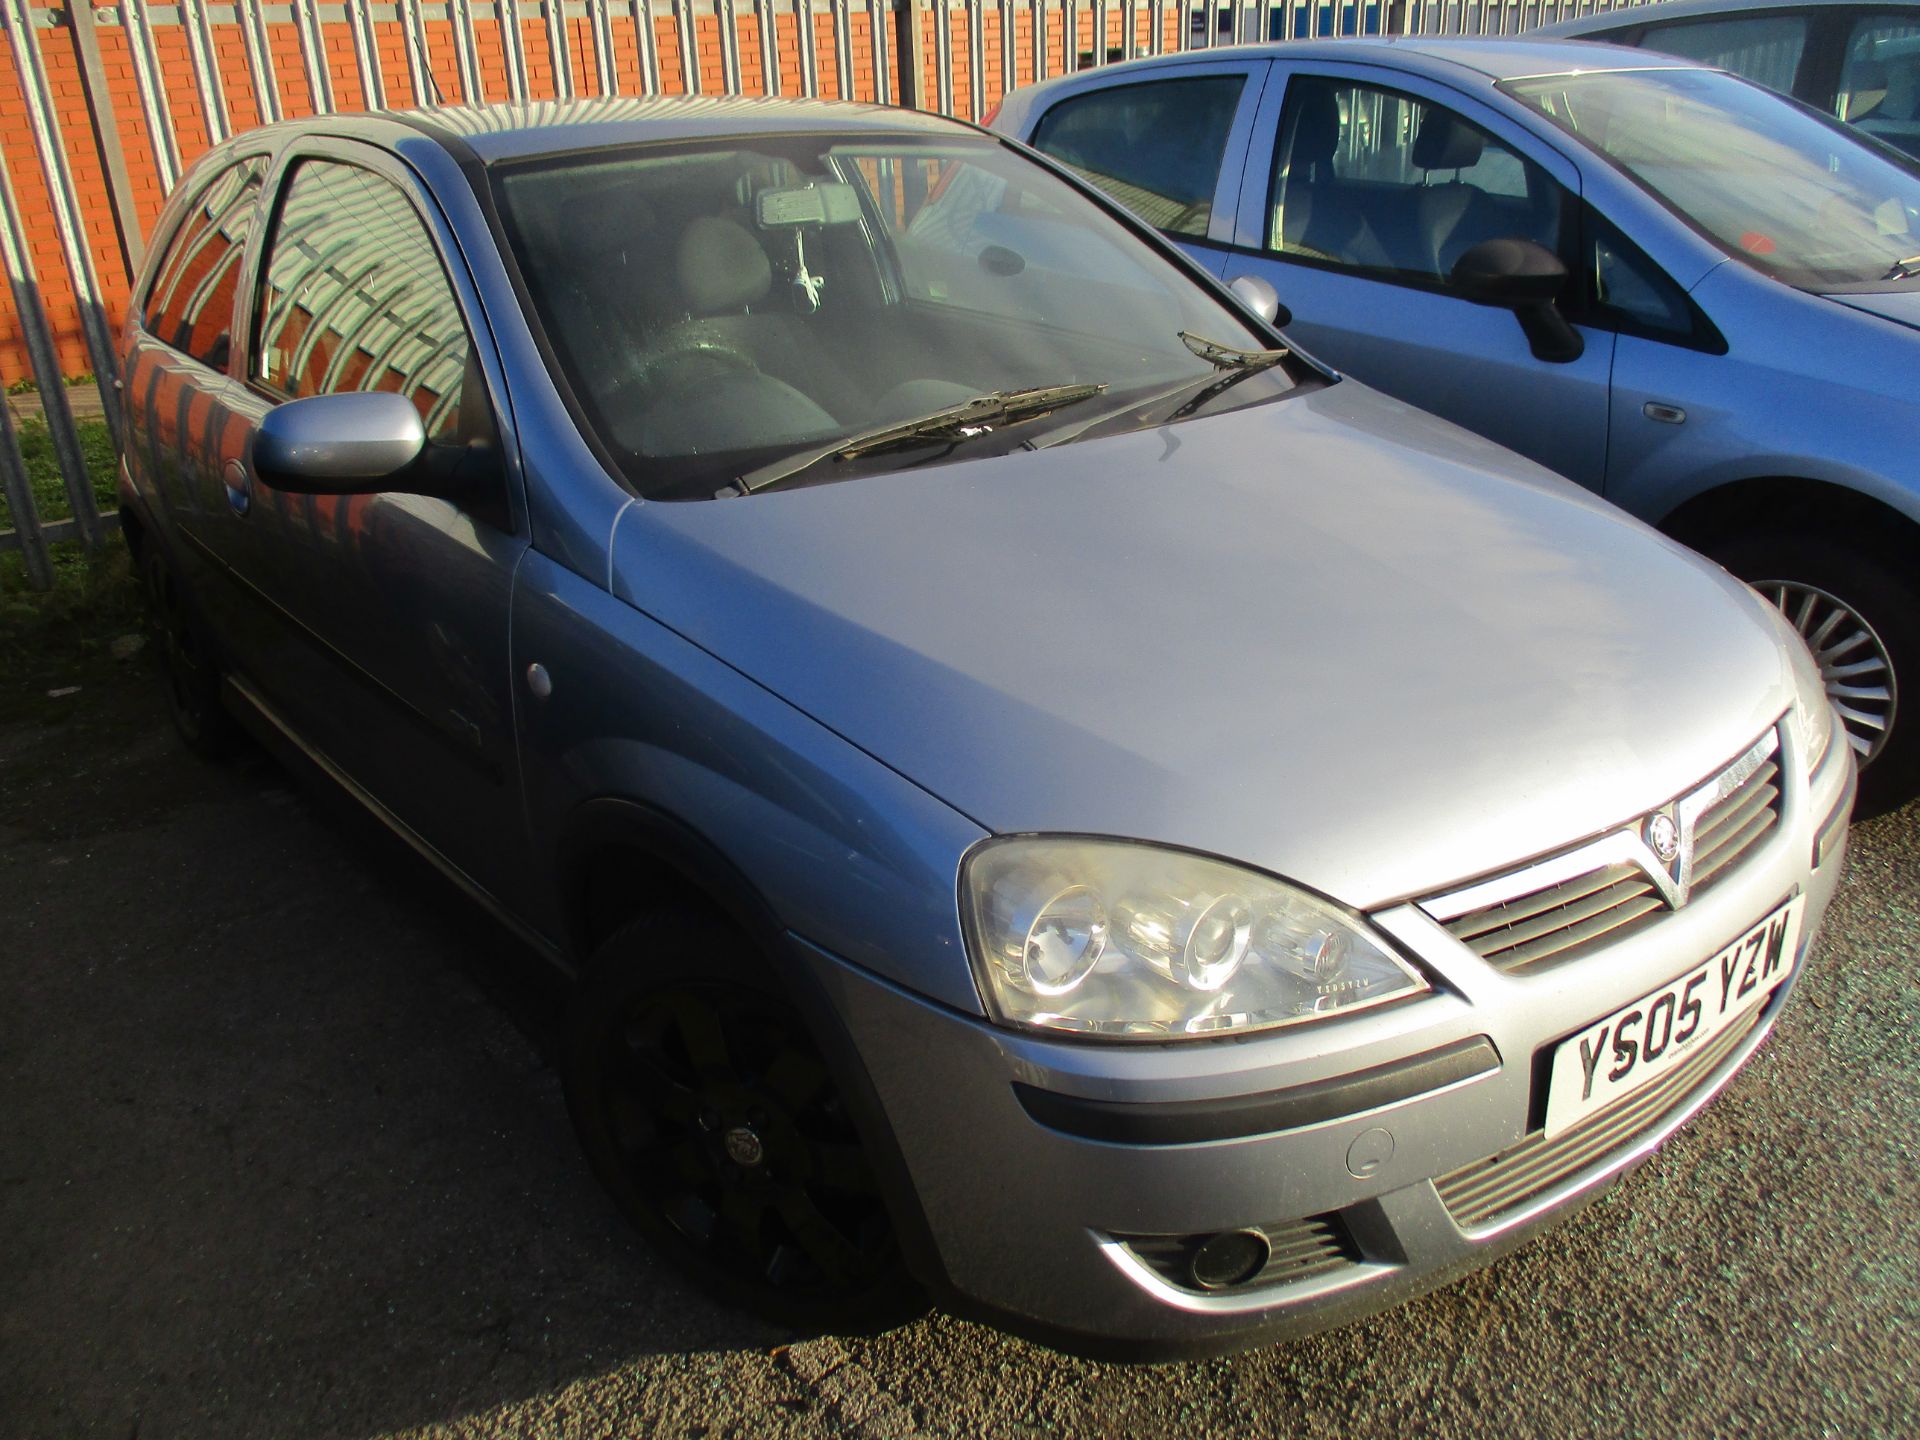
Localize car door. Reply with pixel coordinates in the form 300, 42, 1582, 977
1023, 58, 1272, 278
1215, 65, 1616, 491
215, 141, 532, 906
122, 152, 273, 661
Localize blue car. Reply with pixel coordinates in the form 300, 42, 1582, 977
996, 38, 1920, 811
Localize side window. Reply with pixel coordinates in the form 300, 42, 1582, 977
1837, 14, 1920, 159
142, 159, 265, 370
1266, 77, 1565, 285
1585, 210, 1697, 343
1636, 15, 1810, 95
254, 160, 469, 442
1030, 75, 1247, 237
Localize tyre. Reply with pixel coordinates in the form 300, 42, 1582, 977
563, 908, 922, 1332
140, 544, 238, 760
1707, 530, 1918, 816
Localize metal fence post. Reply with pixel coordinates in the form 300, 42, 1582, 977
589, 0, 620, 92
118, 0, 179, 190
0, 389, 52, 589
4, 0, 123, 461
870, 0, 889, 103
347, 0, 388, 109
895, 0, 924, 107
0, 133, 102, 556
63, 2, 143, 283
546, 0, 577, 97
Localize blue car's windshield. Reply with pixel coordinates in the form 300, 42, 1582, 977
493, 133, 1304, 500
1505, 68, 1920, 291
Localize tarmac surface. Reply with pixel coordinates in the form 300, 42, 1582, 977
2, 650, 1916, 1439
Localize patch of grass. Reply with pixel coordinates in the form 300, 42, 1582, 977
0, 416, 118, 529
4, 372, 96, 395
0, 542, 142, 677
2, 415, 138, 684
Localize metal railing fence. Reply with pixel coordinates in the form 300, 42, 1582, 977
0, 0, 1654, 589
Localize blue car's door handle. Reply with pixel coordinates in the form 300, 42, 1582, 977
222, 459, 251, 515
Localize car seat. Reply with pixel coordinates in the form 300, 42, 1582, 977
1278, 86, 1393, 269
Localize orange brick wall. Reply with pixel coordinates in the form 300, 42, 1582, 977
0, 1, 1185, 380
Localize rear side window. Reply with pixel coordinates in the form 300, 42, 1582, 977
1030, 75, 1246, 237
253, 159, 470, 442
1636, 14, 1811, 95
142, 159, 265, 370
1837, 12, 1920, 158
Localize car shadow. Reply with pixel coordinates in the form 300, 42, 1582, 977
0, 663, 815, 1439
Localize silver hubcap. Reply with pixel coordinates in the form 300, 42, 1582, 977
1759, 580, 1897, 766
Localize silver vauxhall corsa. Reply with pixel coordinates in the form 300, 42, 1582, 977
120, 96, 1851, 1357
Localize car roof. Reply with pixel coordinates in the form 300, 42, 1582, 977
1537, 0, 1913, 36
1010, 36, 1707, 98
235, 95, 975, 166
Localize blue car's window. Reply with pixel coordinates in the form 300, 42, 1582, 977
1267, 77, 1564, 285
1029, 75, 1247, 237
1635, 14, 1810, 96
1837, 14, 1920, 159
254, 160, 471, 441
1509, 67, 1920, 291
495, 134, 1300, 500
142, 158, 266, 371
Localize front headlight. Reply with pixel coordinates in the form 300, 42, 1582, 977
1761, 597, 1837, 774
961, 838, 1429, 1041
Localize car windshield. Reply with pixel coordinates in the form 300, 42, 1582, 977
1504, 68, 1920, 291
493, 133, 1303, 499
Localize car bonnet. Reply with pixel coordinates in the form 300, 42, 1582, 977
608, 381, 1793, 910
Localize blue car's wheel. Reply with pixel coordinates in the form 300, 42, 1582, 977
1712, 531, 1917, 817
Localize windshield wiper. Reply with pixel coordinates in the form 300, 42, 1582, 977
725, 383, 1107, 495
1883, 254, 1920, 280
1026, 333, 1292, 452
1179, 330, 1291, 370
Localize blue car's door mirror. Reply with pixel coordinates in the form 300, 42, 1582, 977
1449, 238, 1584, 364
250, 392, 429, 495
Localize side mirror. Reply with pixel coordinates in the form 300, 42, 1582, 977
1228, 274, 1292, 330
1448, 238, 1584, 364
250, 391, 428, 495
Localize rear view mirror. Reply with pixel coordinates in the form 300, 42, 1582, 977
755, 183, 863, 228
250, 391, 427, 495
1448, 238, 1583, 364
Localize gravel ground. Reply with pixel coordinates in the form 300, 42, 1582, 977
2, 654, 1916, 1440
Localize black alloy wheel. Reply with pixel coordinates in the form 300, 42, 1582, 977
565, 909, 920, 1331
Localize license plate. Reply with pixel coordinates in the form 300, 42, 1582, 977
1544, 896, 1804, 1138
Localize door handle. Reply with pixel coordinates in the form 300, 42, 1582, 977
222, 459, 252, 516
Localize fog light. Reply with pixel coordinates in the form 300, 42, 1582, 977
1189, 1228, 1271, 1290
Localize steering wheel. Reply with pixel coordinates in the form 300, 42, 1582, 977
631, 324, 760, 394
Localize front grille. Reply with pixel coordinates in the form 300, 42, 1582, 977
1120, 1211, 1363, 1295
1434, 1004, 1766, 1231
1425, 730, 1783, 975
1691, 753, 1782, 893
1443, 861, 1665, 972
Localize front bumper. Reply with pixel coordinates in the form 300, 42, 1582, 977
798, 728, 1854, 1357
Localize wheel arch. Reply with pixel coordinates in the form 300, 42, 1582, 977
1657, 475, 1920, 564
555, 795, 953, 1294
558, 796, 786, 968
